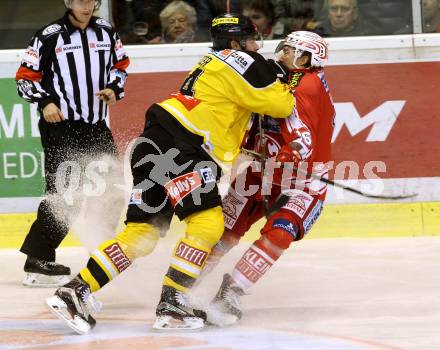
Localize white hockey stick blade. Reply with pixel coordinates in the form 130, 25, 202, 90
152, 315, 205, 331
46, 296, 92, 335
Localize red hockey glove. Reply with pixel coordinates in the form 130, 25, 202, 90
276, 144, 302, 165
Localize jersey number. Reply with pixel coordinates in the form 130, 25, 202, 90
180, 68, 203, 97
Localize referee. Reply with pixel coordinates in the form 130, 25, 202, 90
15, 0, 130, 287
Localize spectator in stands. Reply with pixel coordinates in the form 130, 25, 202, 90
195, 0, 242, 41
320, 0, 375, 37
112, 0, 160, 44
242, 0, 287, 39
113, 0, 198, 44
271, 0, 323, 32
357, 0, 412, 35
422, 0, 440, 32
160, 1, 198, 43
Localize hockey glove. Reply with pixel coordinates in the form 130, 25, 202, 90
276, 144, 303, 166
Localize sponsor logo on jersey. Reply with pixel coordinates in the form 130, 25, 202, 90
288, 71, 304, 88
214, 49, 232, 59
129, 189, 142, 205
283, 190, 313, 218
42, 24, 62, 36
272, 218, 298, 239
303, 200, 323, 233
103, 243, 131, 272
55, 44, 82, 54
222, 189, 248, 229
225, 51, 255, 75
89, 42, 111, 50
200, 167, 216, 183
96, 18, 111, 27
164, 171, 202, 207
175, 242, 208, 267
23, 47, 39, 66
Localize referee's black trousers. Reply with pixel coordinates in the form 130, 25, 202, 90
20, 119, 117, 262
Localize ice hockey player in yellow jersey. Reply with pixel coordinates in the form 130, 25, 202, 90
45, 13, 295, 334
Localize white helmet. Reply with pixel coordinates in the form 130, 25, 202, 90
64, 0, 101, 10
282, 31, 328, 68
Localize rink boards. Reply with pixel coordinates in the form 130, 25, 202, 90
1, 201, 439, 249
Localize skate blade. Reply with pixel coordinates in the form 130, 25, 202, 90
152, 315, 205, 331
206, 304, 239, 327
23, 273, 70, 288
46, 296, 91, 335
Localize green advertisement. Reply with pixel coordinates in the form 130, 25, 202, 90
0, 78, 44, 197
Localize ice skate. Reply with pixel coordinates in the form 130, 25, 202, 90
153, 286, 207, 331
207, 273, 245, 327
23, 257, 71, 287
46, 277, 101, 335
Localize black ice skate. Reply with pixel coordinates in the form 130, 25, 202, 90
23, 256, 71, 287
153, 286, 207, 331
207, 273, 245, 326
46, 277, 102, 335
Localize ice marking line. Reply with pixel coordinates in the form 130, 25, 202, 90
0, 320, 405, 350
275, 328, 406, 350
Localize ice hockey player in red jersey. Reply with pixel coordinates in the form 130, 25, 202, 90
200, 31, 336, 325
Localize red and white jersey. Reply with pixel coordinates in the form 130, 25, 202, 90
248, 60, 335, 200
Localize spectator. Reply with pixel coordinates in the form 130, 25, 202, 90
160, 0, 198, 43
357, 0, 412, 35
242, 0, 287, 39
195, 0, 242, 41
112, 0, 160, 44
422, 0, 440, 32
320, 0, 375, 37
113, 0, 198, 44
271, 0, 323, 32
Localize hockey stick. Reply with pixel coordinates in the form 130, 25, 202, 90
241, 148, 418, 200
257, 115, 271, 217
255, 115, 289, 218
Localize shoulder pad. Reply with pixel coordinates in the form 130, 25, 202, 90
212, 49, 255, 75
268, 60, 289, 81
243, 51, 278, 88
211, 49, 277, 88
267, 59, 276, 65
42, 24, 62, 37
95, 18, 112, 28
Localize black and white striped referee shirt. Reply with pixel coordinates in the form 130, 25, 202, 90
16, 12, 130, 124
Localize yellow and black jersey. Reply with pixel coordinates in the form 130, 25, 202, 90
157, 48, 294, 163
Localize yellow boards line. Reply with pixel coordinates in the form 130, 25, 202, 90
1, 202, 439, 248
